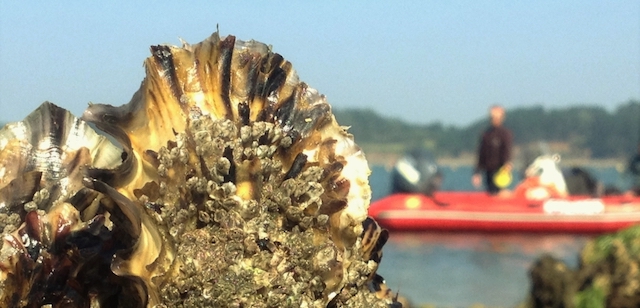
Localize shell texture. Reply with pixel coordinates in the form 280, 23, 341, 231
0, 32, 397, 307
0, 102, 122, 214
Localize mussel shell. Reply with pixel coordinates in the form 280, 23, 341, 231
0, 102, 122, 214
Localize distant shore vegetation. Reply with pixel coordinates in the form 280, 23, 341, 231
333, 100, 640, 166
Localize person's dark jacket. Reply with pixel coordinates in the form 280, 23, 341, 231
475, 126, 512, 173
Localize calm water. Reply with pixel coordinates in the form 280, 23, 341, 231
371, 165, 628, 307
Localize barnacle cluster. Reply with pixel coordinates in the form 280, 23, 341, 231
0, 32, 398, 307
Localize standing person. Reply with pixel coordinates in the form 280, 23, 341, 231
472, 105, 513, 194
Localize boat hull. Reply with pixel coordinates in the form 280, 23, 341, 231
368, 192, 640, 233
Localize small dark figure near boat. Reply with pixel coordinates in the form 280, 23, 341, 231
390, 148, 442, 196
628, 144, 640, 195
564, 167, 604, 197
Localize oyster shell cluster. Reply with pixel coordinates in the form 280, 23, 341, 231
0, 32, 399, 307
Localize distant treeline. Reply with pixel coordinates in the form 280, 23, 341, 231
333, 100, 640, 159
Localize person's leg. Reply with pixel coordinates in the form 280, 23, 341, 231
485, 169, 499, 195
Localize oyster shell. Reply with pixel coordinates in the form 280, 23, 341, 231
0, 103, 135, 307
84, 34, 371, 242
0, 32, 398, 307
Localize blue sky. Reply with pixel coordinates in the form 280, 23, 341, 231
0, 1, 638, 126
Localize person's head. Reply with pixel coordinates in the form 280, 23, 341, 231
489, 105, 505, 127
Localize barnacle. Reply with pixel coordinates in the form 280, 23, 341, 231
0, 32, 398, 307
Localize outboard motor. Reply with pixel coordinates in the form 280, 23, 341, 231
390, 148, 442, 196
524, 154, 568, 195
515, 154, 569, 200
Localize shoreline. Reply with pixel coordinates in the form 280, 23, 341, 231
365, 152, 628, 170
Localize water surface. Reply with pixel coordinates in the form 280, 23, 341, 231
378, 232, 590, 306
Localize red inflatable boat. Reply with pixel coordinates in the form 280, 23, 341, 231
368, 192, 640, 233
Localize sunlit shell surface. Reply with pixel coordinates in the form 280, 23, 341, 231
0, 32, 397, 307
